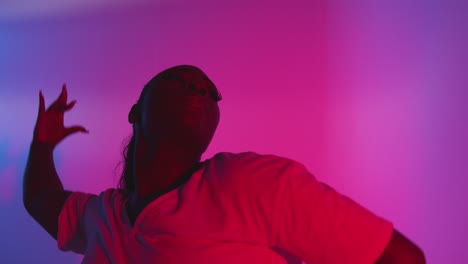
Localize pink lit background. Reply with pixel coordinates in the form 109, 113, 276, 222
1, 1, 467, 263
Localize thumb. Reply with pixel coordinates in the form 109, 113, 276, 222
64, 126, 89, 138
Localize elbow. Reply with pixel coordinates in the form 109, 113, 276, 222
23, 192, 32, 210
376, 229, 426, 264
412, 246, 426, 264
23, 190, 36, 210
390, 245, 426, 264
23, 195, 36, 215
376, 247, 426, 264
400, 241, 425, 264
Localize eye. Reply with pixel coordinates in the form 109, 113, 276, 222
199, 88, 207, 96
188, 84, 197, 91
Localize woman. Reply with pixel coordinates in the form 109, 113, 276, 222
23, 65, 425, 263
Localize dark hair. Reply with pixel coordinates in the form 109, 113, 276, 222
117, 133, 136, 197
117, 83, 150, 198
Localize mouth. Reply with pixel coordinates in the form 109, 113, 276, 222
184, 99, 205, 109
178, 97, 207, 115
181, 104, 204, 117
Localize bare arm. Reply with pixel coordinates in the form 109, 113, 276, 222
22, 84, 88, 240
23, 141, 72, 240
375, 229, 426, 264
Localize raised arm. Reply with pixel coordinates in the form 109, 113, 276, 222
23, 84, 88, 240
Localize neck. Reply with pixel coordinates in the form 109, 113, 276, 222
131, 144, 202, 201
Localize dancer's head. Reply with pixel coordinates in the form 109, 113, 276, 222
119, 65, 222, 193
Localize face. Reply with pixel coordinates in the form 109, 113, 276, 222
134, 66, 221, 152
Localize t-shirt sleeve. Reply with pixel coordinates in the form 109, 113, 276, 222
274, 161, 394, 264
57, 191, 97, 254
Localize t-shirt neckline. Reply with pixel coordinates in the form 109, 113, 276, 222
120, 160, 207, 233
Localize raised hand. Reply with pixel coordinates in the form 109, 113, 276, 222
33, 83, 88, 146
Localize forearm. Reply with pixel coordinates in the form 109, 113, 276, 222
375, 230, 426, 264
23, 141, 64, 207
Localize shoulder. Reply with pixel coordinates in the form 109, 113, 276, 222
81, 188, 125, 211
211, 151, 299, 167
208, 151, 308, 183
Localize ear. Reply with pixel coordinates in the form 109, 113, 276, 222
128, 104, 140, 124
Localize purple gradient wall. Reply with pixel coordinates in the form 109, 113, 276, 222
1, 1, 467, 263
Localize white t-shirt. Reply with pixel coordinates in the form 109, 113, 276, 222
58, 151, 393, 264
